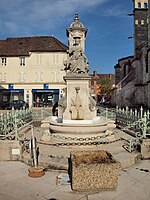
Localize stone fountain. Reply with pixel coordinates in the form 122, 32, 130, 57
41, 14, 116, 142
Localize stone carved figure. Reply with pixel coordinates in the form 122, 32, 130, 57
64, 37, 90, 74
58, 88, 67, 118
89, 95, 96, 111
70, 87, 84, 120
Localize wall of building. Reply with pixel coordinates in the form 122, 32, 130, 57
0, 51, 67, 107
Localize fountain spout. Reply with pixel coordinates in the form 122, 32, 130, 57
70, 87, 84, 120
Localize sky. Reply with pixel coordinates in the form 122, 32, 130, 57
0, 0, 134, 74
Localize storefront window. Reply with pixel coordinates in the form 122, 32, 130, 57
0, 89, 24, 103
32, 89, 59, 107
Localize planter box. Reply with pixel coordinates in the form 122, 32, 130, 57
70, 150, 120, 191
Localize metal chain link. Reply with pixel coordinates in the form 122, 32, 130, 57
36, 129, 122, 146
49, 132, 115, 141
37, 138, 121, 147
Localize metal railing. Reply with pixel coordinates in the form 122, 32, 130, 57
0, 107, 52, 140
32, 108, 52, 120
97, 107, 116, 120
0, 108, 32, 140
115, 106, 150, 138
0, 106, 150, 151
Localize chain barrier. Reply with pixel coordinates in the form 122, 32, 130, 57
49, 131, 114, 141
37, 138, 122, 147
36, 128, 123, 147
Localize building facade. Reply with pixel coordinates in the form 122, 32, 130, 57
0, 36, 68, 107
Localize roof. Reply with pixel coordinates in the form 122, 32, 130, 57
118, 56, 134, 62
89, 72, 115, 84
0, 36, 68, 56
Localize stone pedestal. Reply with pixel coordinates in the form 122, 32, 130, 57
141, 139, 150, 159
0, 140, 22, 161
70, 150, 120, 191
63, 74, 96, 120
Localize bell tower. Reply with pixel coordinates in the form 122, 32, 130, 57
133, 0, 148, 58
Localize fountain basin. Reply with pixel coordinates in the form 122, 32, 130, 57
41, 116, 116, 135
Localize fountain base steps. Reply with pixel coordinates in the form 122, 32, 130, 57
22, 128, 141, 171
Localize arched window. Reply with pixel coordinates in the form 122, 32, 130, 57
144, 3, 147, 9
145, 53, 148, 73
141, 20, 144, 25
138, 2, 141, 8
123, 65, 127, 77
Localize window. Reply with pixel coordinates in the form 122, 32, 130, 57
19, 57, 25, 66
123, 65, 127, 77
144, 3, 148, 9
138, 2, 141, 8
53, 54, 58, 64
37, 54, 42, 64
19, 72, 25, 82
1, 58, 6, 66
52, 72, 60, 82
35, 72, 43, 82
141, 20, 144, 25
135, 20, 138, 25
0, 73, 6, 81
145, 54, 148, 73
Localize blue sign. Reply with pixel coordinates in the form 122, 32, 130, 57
32, 89, 59, 93
43, 84, 49, 89
8, 84, 14, 89
10, 89, 24, 93
1, 89, 24, 93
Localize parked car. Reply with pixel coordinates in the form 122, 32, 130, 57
1, 100, 29, 110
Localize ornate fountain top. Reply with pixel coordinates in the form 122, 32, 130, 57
64, 14, 90, 75
70, 14, 85, 29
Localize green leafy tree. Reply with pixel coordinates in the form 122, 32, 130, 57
98, 77, 113, 97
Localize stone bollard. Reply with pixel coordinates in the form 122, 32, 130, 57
70, 150, 121, 192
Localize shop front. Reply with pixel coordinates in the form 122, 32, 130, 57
32, 89, 59, 107
0, 89, 24, 104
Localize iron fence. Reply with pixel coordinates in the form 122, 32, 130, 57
0, 108, 32, 140
115, 106, 150, 138
97, 106, 150, 139
1, 106, 150, 144
32, 108, 52, 120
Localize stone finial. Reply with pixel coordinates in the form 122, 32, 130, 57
74, 14, 79, 22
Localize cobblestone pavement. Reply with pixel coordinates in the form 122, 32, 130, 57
0, 160, 150, 200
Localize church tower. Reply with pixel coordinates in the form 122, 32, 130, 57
66, 14, 88, 53
133, 0, 148, 58
148, 0, 150, 47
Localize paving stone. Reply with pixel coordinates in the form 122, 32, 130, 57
0, 155, 149, 199
0, 193, 20, 200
